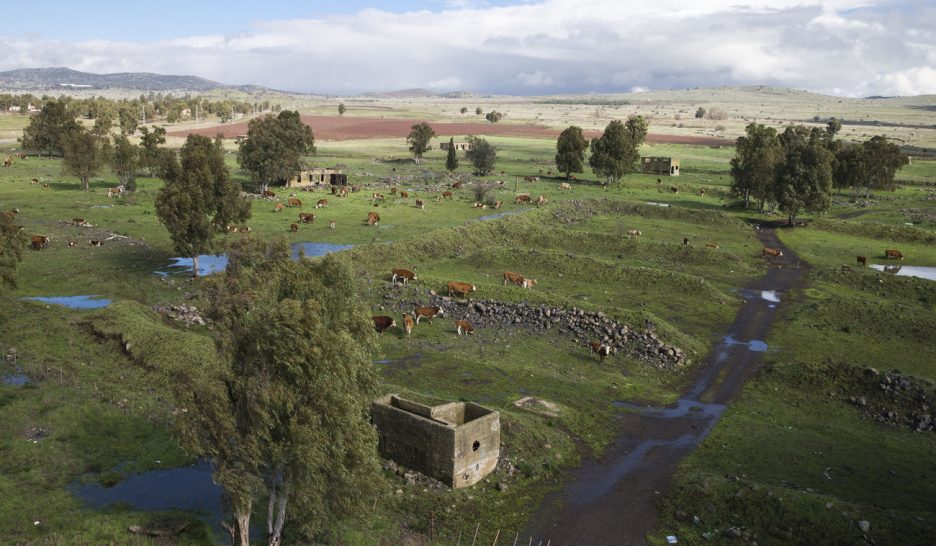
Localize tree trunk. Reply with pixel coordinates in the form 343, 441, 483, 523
743, 188, 750, 209
192, 254, 200, 278
228, 503, 251, 546
267, 477, 290, 546
82, 176, 89, 191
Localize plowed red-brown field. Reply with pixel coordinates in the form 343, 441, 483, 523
167, 115, 730, 146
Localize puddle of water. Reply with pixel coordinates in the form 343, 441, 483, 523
2, 369, 31, 386
479, 211, 521, 221
614, 398, 726, 420
157, 242, 354, 276
870, 264, 936, 281
761, 291, 780, 303
23, 295, 112, 309
722, 335, 768, 353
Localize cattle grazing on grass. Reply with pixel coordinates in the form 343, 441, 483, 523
705, 243, 720, 249
372, 192, 385, 201
88, 239, 103, 247
316, 199, 328, 208
451, 181, 463, 190
884, 249, 904, 260
227, 225, 239, 233
515, 194, 532, 204
30, 178, 39, 184
400, 191, 409, 199
857, 255, 867, 266
474, 202, 486, 209
72, 218, 87, 227
274, 203, 285, 213
455, 319, 475, 336
367, 211, 380, 226
447, 281, 476, 298
494, 200, 503, 209
30, 235, 50, 250
299, 212, 315, 224
290, 223, 299, 233
589, 340, 613, 363
2, 156, 12, 167
670, 186, 679, 194
287, 198, 302, 207
392, 268, 417, 285
329, 220, 336, 229
699, 188, 706, 196
503, 271, 536, 288
627, 229, 641, 238
536, 195, 547, 206
442, 191, 453, 199
559, 182, 572, 190
262, 190, 276, 199
338, 187, 350, 197
415, 198, 425, 209
372, 316, 396, 335
762, 247, 783, 258
239, 226, 251, 233
107, 185, 125, 198
390, 187, 398, 194
66, 241, 78, 248
402, 314, 414, 338
683, 237, 689, 245
523, 176, 539, 183
413, 306, 444, 324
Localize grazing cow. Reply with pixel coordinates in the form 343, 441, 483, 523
372, 192, 385, 201
240, 226, 251, 233
455, 319, 475, 336
762, 247, 783, 258
42, 183, 49, 188
392, 268, 417, 285
2, 156, 12, 167
536, 195, 547, 206
523, 176, 538, 183
699, 188, 706, 196
16, 152, 26, 159
547, 170, 552, 176
72, 218, 86, 227
656, 178, 662, 185
299, 212, 315, 224
66, 241, 78, 248
494, 200, 503, 209
262, 190, 276, 199
329, 220, 336, 229
290, 223, 299, 233
372, 315, 396, 335
30, 234, 50, 250
503, 271, 537, 288
670, 186, 679, 194
413, 306, 444, 324
315, 199, 328, 208
274, 203, 285, 213
402, 314, 414, 338
559, 182, 572, 190
227, 225, 239, 233
88, 239, 104, 247
447, 281, 476, 298
884, 249, 904, 260
589, 340, 613, 363
500, 171, 506, 175
390, 187, 398, 194
415, 198, 425, 209
351, 184, 362, 193
683, 237, 689, 245
451, 181, 463, 190
705, 243, 720, 249
331, 186, 337, 195
857, 255, 867, 266
338, 187, 350, 197
515, 194, 532, 204
474, 202, 486, 209
107, 185, 125, 198
400, 191, 409, 199
287, 198, 302, 207
627, 229, 641, 237
442, 191, 453, 199
30, 178, 39, 184
367, 211, 380, 226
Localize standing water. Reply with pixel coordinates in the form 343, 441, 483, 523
156, 242, 354, 276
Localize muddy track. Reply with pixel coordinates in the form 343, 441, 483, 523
523, 222, 809, 545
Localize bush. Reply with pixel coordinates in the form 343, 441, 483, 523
472, 181, 494, 203
707, 107, 728, 120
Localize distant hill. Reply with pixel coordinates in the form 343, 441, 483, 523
0, 67, 276, 93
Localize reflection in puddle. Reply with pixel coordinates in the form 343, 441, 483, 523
870, 264, 936, 281
723, 335, 768, 352
761, 291, 780, 303
2, 369, 30, 386
23, 295, 112, 309
157, 242, 354, 276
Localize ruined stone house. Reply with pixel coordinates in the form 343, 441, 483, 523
641, 157, 680, 176
439, 141, 473, 152
371, 394, 500, 488
286, 168, 345, 188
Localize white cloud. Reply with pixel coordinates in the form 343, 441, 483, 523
0, 0, 933, 96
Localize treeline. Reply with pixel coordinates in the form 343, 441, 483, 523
729, 119, 908, 224
1, 92, 282, 128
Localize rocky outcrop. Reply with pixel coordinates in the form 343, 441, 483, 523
848, 368, 935, 433
152, 304, 206, 327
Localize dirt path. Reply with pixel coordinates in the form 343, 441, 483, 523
523, 223, 809, 545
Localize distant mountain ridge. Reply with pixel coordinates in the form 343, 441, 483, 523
0, 67, 274, 93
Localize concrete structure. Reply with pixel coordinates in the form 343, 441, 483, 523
440, 141, 473, 152
286, 168, 344, 188
372, 394, 500, 488
641, 157, 680, 176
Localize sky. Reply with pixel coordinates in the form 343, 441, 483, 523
1, 0, 935, 97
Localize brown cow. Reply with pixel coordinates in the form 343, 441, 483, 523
351, 184, 362, 193
262, 190, 276, 199
884, 249, 904, 260
329, 220, 336, 229
372, 192, 385, 201
338, 187, 350, 197
287, 198, 302, 207
589, 340, 613, 363
372, 315, 396, 335
290, 223, 299, 233
447, 281, 476, 298
699, 188, 706, 196
107, 185, 124, 198
442, 191, 453, 199
240, 226, 251, 233
72, 218, 86, 227
683, 237, 689, 245
705, 243, 720, 249
627, 229, 641, 237
515, 194, 532, 204
455, 319, 475, 336
274, 203, 285, 213
400, 191, 409, 199
536, 195, 547, 206
413, 306, 444, 324
559, 182, 572, 190
390, 187, 398, 194
315, 198, 328, 208
88, 240, 104, 247
474, 202, 486, 209
402, 314, 415, 338
30, 234, 49, 250
762, 247, 783, 258
227, 225, 239, 233
415, 199, 425, 209
30, 178, 39, 184
299, 212, 315, 224
670, 186, 679, 194
523, 176, 537, 183
451, 181, 463, 190
367, 211, 380, 226
857, 255, 867, 266
494, 200, 503, 209
66, 241, 78, 248
392, 268, 417, 285
503, 271, 537, 288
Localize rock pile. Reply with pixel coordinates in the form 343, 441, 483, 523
153, 304, 206, 327
848, 368, 935, 432
394, 294, 689, 370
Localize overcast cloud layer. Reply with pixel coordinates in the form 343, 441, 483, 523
1, 0, 934, 96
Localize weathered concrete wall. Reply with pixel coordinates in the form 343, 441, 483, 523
452, 404, 500, 488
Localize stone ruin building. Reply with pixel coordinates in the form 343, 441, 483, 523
286, 168, 346, 188
641, 156, 680, 176
371, 394, 500, 488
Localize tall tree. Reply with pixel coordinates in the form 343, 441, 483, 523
857, 135, 908, 198
138, 126, 168, 177
406, 122, 435, 164
729, 123, 783, 209
118, 106, 139, 135
238, 111, 315, 192
773, 126, 834, 225
337, 103, 346, 116
172, 239, 382, 546
62, 127, 107, 191
555, 126, 588, 179
155, 135, 250, 277
0, 211, 27, 293
465, 136, 497, 175
110, 134, 140, 191
588, 117, 647, 186
485, 111, 503, 123
20, 98, 80, 157
445, 137, 459, 172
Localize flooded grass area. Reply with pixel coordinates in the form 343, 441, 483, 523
22, 295, 113, 309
